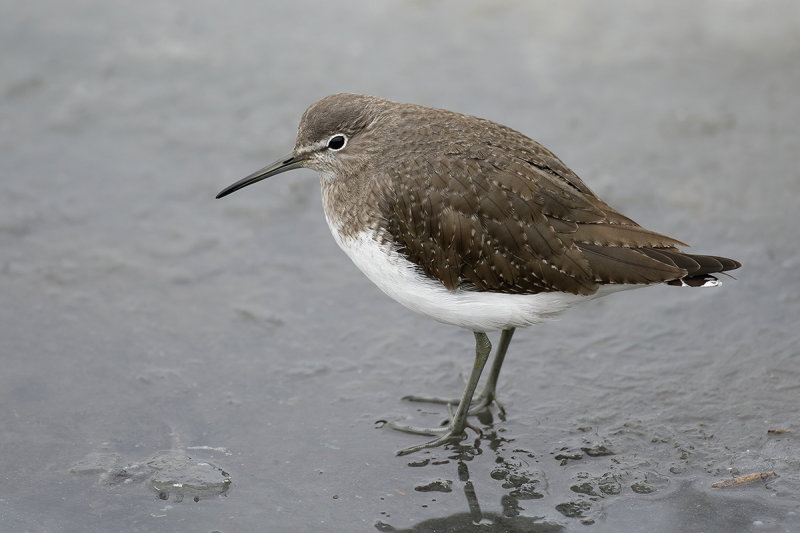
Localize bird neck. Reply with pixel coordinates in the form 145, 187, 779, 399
320, 171, 383, 240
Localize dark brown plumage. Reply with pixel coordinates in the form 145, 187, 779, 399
297, 94, 740, 295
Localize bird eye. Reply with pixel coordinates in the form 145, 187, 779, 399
327, 134, 347, 151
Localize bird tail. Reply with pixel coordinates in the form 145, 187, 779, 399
643, 249, 741, 288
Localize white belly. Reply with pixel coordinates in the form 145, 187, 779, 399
325, 225, 628, 332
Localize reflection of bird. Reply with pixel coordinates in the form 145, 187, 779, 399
217, 94, 740, 455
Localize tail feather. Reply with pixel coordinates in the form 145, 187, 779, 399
577, 243, 741, 288
658, 250, 741, 287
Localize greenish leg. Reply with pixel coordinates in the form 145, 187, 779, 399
469, 327, 515, 415
390, 331, 493, 456
402, 328, 516, 415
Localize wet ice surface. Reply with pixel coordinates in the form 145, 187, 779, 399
70, 449, 231, 503
2, 1, 799, 531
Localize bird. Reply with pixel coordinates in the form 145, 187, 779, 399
216, 93, 740, 456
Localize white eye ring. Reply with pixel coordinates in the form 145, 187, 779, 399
326, 134, 347, 151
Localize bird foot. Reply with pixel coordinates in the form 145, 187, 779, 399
387, 404, 483, 455
402, 392, 505, 418
387, 420, 482, 456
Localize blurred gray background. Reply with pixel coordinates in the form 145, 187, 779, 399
1, 1, 798, 531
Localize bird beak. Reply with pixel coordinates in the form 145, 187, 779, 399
216, 152, 305, 199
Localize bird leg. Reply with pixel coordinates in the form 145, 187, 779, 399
402, 328, 515, 416
468, 327, 514, 414
390, 331, 492, 455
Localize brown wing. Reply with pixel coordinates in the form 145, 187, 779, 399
375, 118, 738, 295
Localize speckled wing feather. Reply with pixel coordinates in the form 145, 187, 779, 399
375, 108, 738, 295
